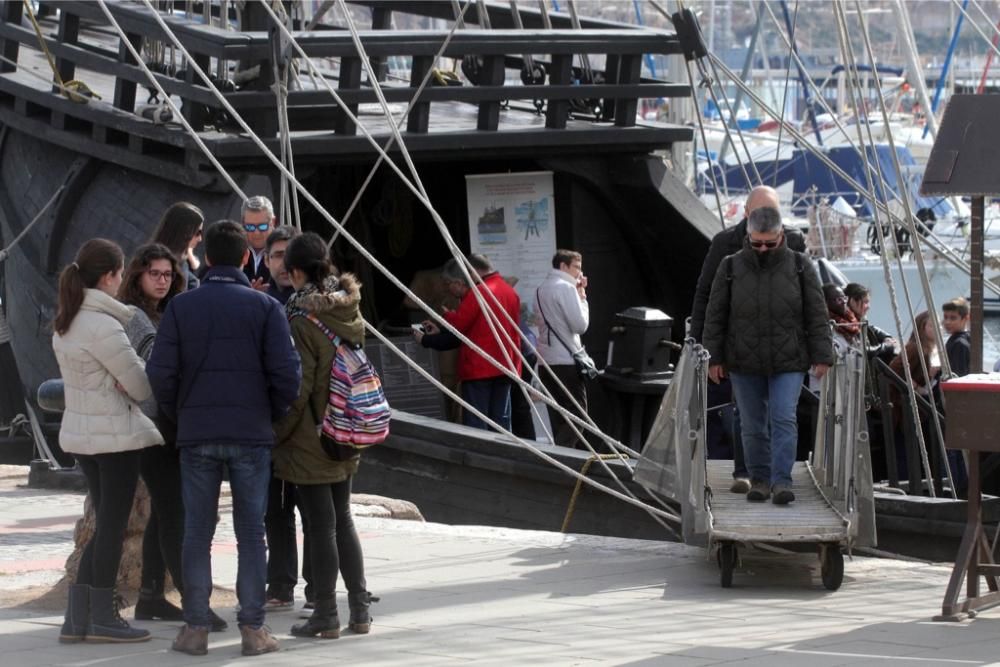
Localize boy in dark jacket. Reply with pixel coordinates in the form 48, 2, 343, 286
148, 220, 301, 658
942, 297, 971, 377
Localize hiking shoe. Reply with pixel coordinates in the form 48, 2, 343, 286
172, 625, 209, 656
772, 484, 795, 505
240, 625, 279, 656
264, 598, 294, 612
729, 477, 751, 494
746, 480, 770, 502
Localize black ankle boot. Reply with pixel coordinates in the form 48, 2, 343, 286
207, 607, 228, 632
290, 599, 340, 639
134, 595, 184, 621
347, 591, 379, 634
86, 588, 150, 643
59, 584, 89, 643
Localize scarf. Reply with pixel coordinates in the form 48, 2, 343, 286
285, 274, 341, 319
832, 308, 861, 343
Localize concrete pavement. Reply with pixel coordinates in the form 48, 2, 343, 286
1, 465, 998, 666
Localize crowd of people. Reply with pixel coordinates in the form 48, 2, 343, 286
51, 196, 376, 658
693, 184, 978, 504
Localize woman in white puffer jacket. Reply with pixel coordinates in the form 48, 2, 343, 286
52, 239, 163, 646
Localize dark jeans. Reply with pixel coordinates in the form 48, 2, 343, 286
461, 377, 512, 431
265, 473, 313, 602
180, 444, 270, 629
140, 444, 185, 596
75, 450, 141, 589
510, 367, 536, 440
295, 477, 366, 603
706, 377, 747, 478
540, 364, 588, 449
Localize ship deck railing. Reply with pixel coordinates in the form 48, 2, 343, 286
0, 0, 692, 176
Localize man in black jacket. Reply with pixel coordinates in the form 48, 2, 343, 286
703, 207, 833, 505
689, 186, 807, 493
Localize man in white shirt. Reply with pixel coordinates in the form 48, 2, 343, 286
536, 250, 590, 448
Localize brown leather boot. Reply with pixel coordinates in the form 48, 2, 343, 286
171, 625, 208, 656
240, 625, 279, 656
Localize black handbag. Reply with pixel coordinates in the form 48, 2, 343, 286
536, 289, 599, 380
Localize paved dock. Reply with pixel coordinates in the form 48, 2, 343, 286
1, 465, 998, 666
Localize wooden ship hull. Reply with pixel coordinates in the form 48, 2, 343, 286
0, 1, 986, 561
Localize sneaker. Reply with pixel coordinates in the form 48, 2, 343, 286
729, 477, 751, 494
772, 484, 795, 505
264, 598, 294, 612
746, 479, 770, 502
240, 625, 279, 656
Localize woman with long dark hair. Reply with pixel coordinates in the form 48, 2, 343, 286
150, 202, 204, 290
273, 232, 376, 639
118, 243, 226, 631
53, 239, 163, 644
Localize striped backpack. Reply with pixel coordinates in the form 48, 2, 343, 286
293, 312, 390, 456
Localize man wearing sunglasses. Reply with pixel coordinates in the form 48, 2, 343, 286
241, 195, 275, 291
688, 185, 807, 495
702, 207, 832, 506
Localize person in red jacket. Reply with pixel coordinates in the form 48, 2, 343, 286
422, 254, 521, 431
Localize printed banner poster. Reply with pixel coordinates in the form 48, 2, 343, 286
465, 171, 557, 331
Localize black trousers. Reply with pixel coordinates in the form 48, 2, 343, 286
265, 473, 313, 601
139, 444, 185, 595
75, 450, 141, 589
540, 364, 588, 449
295, 477, 365, 603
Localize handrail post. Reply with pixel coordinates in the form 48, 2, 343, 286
476, 55, 505, 131
545, 53, 571, 128
0, 0, 23, 74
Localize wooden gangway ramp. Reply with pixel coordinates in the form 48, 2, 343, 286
706, 461, 848, 543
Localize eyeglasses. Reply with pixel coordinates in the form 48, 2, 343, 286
244, 223, 270, 233
749, 238, 781, 249
146, 269, 174, 282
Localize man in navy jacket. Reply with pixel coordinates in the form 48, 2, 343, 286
148, 220, 300, 657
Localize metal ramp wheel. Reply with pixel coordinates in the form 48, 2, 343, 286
717, 542, 737, 588
821, 544, 844, 591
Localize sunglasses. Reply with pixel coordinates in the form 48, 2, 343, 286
749, 238, 781, 249
244, 223, 270, 233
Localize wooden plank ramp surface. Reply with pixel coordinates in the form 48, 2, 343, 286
706, 460, 848, 543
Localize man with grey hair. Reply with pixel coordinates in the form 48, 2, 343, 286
702, 206, 832, 505
241, 195, 276, 289
689, 185, 807, 494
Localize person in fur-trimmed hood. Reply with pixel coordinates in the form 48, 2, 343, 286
272, 232, 376, 640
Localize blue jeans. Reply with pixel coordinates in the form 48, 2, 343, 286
729, 371, 805, 487
461, 378, 512, 431
180, 444, 271, 629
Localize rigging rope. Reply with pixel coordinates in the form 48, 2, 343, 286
0, 185, 64, 265
328, 0, 678, 526
93, 3, 246, 200
21, 0, 99, 103
848, 0, 955, 496
114, 0, 678, 527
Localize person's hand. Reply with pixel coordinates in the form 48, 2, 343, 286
576, 274, 588, 298
250, 277, 268, 292
813, 363, 831, 379
185, 246, 200, 271
422, 320, 440, 335
708, 364, 726, 384
885, 337, 897, 350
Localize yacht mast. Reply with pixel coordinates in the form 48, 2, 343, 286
892, 0, 937, 138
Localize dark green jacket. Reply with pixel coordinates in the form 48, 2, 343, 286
702, 242, 833, 375
273, 274, 364, 485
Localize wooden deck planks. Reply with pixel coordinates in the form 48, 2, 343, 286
706, 460, 847, 542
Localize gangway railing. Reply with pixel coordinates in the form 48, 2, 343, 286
635, 338, 876, 551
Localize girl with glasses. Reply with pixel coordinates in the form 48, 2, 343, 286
118, 243, 227, 632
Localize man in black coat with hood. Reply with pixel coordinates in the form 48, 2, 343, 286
689, 186, 807, 494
